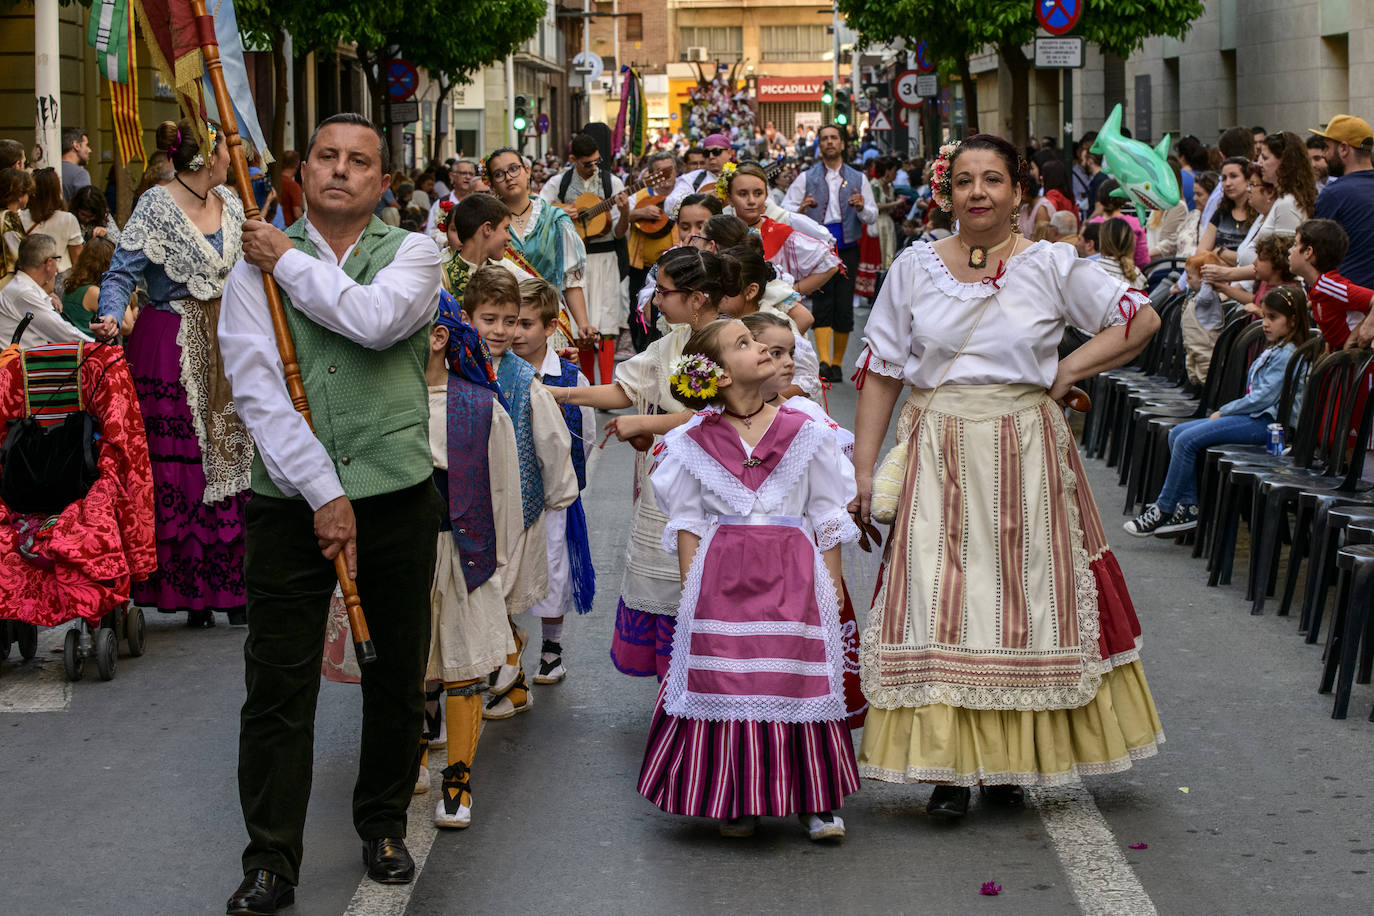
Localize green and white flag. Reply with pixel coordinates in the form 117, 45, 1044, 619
87, 0, 131, 84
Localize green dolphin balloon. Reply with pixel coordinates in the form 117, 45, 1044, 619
1089, 103, 1180, 213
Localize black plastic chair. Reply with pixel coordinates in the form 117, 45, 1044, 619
1247, 351, 1374, 613
1320, 542, 1374, 720
1299, 504, 1374, 640
1205, 348, 1371, 588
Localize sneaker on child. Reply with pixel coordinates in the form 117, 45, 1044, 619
1155, 504, 1200, 535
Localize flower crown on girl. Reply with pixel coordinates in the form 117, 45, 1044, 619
930, 141, 961, 213
669, 353, 724, 401
713, 161, 738, 201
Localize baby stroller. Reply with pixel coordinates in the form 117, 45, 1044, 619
0, 319, 156, 681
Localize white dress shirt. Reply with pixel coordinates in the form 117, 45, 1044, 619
0, 270, 91, 346
539, 170, 626, 240
664, 169, 721, 218
782, 163, 878, 225
219, 219, 441, 510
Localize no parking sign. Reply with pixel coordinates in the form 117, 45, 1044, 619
1036, 0, 1082, 36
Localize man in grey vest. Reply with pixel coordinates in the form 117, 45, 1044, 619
220, 113, 443, 916
782, 124, 876, 382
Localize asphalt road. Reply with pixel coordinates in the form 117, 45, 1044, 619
2, 314, 1372, 915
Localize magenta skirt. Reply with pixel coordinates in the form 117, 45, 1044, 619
637, 683, 860, 819
124, 306, 247, 613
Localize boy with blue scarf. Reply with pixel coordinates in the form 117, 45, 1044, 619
423, 289, 521, 829
463, 266, 577, 720
511, 276, 596, 685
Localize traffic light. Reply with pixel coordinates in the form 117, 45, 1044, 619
512, 95, 529, 132
820, 80, 834, 106
834, 87, 851, 126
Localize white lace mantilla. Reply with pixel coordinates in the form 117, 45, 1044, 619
119, 185, 244, 301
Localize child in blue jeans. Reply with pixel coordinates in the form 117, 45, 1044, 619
1125, 286, 1310, 537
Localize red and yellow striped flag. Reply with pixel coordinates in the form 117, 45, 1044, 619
109, 2, 146, 164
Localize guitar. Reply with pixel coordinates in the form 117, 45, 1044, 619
570, 171, 672, 241
632, 156, 799, 239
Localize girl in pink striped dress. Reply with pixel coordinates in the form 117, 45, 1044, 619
637, 317, 861, 841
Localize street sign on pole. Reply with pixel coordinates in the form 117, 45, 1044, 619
895, 70, 923, 109
386, 60, 419, 101
916, 74, 939, 98
897, 106, 913, 128
869, 110, 893, 131
387, 100, 420, 124
1035, 0, 1082, 36
1034, 37, 1084, 69
914, 40, 934, 74
537, 113, 550, 134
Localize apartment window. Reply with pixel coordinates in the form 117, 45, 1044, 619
679, 26, 743, 62
626, 13, 643, 42
760, 25, 829, 63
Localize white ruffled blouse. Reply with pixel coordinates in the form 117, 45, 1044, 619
857, 240, 1149, 390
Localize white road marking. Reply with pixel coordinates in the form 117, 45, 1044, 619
1030, 784, 1158, 916
0, 627, 71, 713
341, 775, 439, 916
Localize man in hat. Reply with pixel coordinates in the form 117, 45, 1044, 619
663, 132, 735, 217
1313, 115, 1374, 292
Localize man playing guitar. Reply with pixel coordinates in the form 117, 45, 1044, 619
539, 134, 631, 384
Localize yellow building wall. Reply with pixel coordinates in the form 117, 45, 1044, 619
2, 4, 184, 183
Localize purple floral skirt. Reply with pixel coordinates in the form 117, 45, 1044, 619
124, 307, 246, 613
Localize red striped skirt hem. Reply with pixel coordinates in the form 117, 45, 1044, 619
636, 686, 860, 818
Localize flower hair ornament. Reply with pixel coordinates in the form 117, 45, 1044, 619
669, 353, 724, 401
435, 198, 456, 232
930, 141, 961, 213
177, 124, 218, 172
714, 161, 738, 201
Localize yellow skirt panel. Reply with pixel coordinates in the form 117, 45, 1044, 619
857, 661, 1163, 788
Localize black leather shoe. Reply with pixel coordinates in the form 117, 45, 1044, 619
980, 784, 1026, 807
363, 837, 415, 884
226, 869, 294, 915
926, 785, 971, 820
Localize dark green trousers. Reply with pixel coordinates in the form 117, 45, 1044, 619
237, 480, 441, 885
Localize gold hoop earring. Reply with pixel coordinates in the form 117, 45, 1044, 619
1010, 210, 1020, 234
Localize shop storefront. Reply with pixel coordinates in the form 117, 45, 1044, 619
756, 75, 830, 136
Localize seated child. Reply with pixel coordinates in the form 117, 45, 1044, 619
1125, 286, 1310, 537
638, 318, 861, 841
1179, 249, 1226, 385
1289, 219, 1374, 350
464, 265, 578, 719
510, 276, 597, 684
1215, 233, 1298, 311
423, 290, 522, 828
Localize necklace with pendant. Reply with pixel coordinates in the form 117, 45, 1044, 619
960, 232, 1016, 270
723, 400, 767, 429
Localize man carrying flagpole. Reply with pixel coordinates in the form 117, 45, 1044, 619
221, 112, 442, 916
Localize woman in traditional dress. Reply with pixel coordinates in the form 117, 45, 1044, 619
850, 134, 1165, 819
484, 148, 595, 351
856, 157, 899, 302
92, 120, 251, 628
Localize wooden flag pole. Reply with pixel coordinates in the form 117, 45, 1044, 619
187, 0, 375, 663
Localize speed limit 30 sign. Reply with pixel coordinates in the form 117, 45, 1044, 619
895, 70, 923, 109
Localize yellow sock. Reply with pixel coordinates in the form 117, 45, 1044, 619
814, 326, 833, 364
441, 680, 484, 811
833, 332, 850, 369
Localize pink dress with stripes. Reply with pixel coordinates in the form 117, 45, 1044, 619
636, 407, 862, 818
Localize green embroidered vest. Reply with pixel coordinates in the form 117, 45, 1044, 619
250, 217, 433, 501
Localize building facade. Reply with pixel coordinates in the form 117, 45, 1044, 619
665, 0, 855, 140
966, 0, 1374, 149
